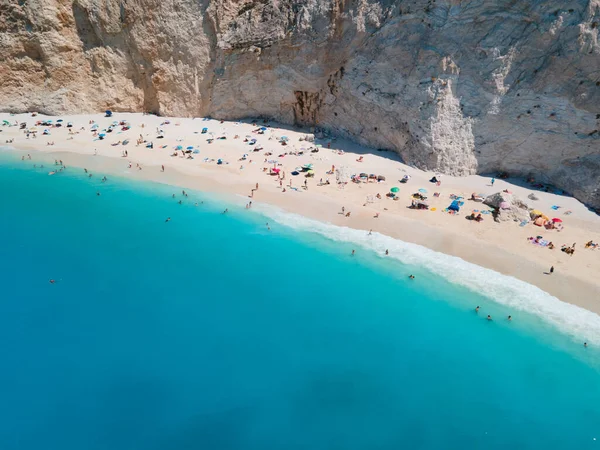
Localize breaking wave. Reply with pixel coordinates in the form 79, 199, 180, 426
259, 204, 600, 345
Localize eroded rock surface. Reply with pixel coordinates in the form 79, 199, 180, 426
1, 0, 599, 208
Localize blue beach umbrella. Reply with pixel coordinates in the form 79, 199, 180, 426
260, 127, 267, 131
193, 149, 200, 154
99, 133, 106, 137
419, 188, 428, 193
186, 146, 194, 150
56, 119, 63, 123
91, 123, 99, 129
176, 145, 183, 150
280, 136, 289, 141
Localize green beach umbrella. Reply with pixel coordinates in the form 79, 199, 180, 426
390, 187, 400, 193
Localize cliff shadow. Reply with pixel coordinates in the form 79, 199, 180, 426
72, 2, 103, 52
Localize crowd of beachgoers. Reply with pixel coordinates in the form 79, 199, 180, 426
1, 111, 599, 313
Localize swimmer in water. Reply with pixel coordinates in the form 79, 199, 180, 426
223, 209, 228, 214
49, 279, 56, 284
409, 275, 415, 279
178, 200, 182, 205
475, 306, 480, 313
351, 250, 355, 256
385, 249, 389, 255
487, 315, 492, 321
584, 342, 588, 348
96, 192, 100, 196
368, 229, 372, 235
507, 315, 512, 321
165, 217, 171, 222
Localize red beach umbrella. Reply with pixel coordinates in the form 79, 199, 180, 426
552, 218, 562, 223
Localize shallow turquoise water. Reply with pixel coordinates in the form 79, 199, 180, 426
1, 154, 599, 449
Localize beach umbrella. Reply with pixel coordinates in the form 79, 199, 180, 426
122, 140, 129, 145
552, 218, 562, 223
280, 136, 289, 141
418, 188, 427, 193
260, 127, 267, 131
56, 119, 63, 122
390, 187, 400, 193
105, 110, 112, 117
193, 149, 200, 154
378, 175, 386, 181
176, 145, 183, 150
186, 146, 194, 150
500, 201, 511, 209
2, 120, 10, 126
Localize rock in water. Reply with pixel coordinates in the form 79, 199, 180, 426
1, 0, 599, 209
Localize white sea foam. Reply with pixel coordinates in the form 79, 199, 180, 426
258, 204, 600, 345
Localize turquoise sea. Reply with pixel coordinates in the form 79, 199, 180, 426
1, 152, 599, 449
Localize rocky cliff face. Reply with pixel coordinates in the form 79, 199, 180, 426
1, 0, 599, 208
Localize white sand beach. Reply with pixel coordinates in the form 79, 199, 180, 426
2, 112, 599, 313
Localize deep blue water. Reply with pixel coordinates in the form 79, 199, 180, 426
1, 154, 599, 450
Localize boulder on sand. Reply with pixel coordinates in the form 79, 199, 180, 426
484, 192, 530, 223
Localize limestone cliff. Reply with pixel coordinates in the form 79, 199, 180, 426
1, 0, 599, 208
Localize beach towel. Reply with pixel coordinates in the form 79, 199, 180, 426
519, 220, 528, 227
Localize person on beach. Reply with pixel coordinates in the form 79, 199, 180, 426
550, 265, 554, 274
385, 249, 389, 255
161, 165, 165, 172
491, 177, 495, 186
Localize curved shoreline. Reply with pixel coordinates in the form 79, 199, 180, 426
1, 112, 599, 316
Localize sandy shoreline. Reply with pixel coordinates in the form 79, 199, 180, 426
2, 112, 599, 314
